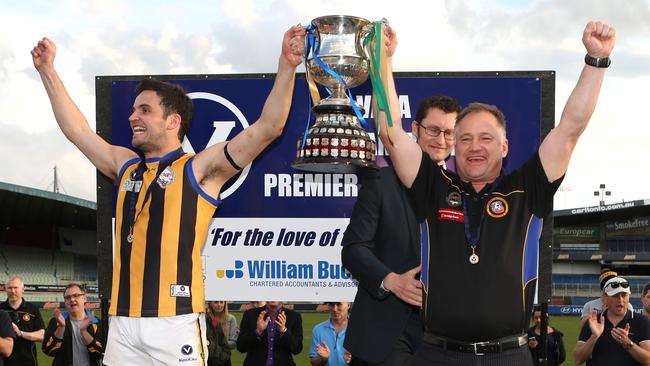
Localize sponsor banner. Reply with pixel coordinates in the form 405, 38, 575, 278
203, 218, 355, 301
549, 305, 583, 315
103, 73, 547, 301
557, 200, 642, 216
22, 285, 99, 293
606, 216, 650, 233
549, 305, 643, 316
554, 226, 599, 238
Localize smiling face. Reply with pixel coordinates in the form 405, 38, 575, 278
128, 90, 179, 157
411, 107, 457, 163
454, 110, 508, 190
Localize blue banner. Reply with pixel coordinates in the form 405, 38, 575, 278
106, 72, 546, 301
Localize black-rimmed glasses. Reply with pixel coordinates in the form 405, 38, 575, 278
64, 293, 85, 301
415, 122, 455, 141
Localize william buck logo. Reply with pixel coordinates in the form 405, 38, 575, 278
216, 260, 244, 279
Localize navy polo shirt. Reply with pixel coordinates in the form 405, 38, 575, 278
579, 310, 650, 366
409, 150, 561, 342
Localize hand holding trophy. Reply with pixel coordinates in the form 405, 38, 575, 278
293, 15, 391, 173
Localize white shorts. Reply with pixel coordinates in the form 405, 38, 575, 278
103, 313, 208, 366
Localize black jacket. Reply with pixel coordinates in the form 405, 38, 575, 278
341, 167, 423, 363
236, 306, 302, 366
42, 312, 103, 366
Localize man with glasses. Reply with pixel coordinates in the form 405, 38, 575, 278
0, 276, 45, 366
342, 96, 461, 365
42, 284, 103, 366
574, 276, 650, 365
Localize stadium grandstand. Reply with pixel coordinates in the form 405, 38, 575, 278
0, 181, 98, 306
2, 180, 650, 314
552, 198, 650, 314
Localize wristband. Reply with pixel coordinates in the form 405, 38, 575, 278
584, 54, 611, 68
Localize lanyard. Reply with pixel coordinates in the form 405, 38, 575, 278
461, 176, 501, 264
126, 148, 184, 242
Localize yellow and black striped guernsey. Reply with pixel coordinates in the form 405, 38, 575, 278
111, 150, 219, 317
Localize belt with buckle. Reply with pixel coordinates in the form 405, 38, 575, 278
423, 333, 528, 355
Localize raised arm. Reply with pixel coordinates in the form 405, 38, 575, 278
32, 38, 136, 183
192, 26, 306, 197
375, 26, 424, 188
539, 21, 616, 182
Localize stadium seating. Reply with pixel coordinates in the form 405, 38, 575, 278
607, 237, 650, 253
0, 245, 97, 286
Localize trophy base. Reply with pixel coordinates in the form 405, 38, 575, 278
292, 158, 377, 174
293, 105, 377, 173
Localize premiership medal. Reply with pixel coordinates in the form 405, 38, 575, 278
126, 233, 134, 243
469, 253, 479, 264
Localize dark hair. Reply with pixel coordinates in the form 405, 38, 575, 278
455, 102, 506, 134
414, 95, 462, 123
599, 268, 618, 290
135, 79, 193, 142
64, 283, 85, 294
643, 284, 650, 297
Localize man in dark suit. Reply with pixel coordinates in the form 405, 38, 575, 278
236, 301, 303, 366
341, 95, 461, 365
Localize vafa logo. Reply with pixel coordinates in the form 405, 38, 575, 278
183, 92, 251, 199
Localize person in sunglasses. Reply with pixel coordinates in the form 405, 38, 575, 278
574, 276, 650, 365
581, 269, 634, 326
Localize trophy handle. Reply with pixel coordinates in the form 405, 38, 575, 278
358, 24, 372, 60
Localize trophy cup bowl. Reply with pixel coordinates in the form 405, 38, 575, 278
292, 15, 378, 173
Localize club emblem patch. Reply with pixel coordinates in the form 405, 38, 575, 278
486, 197, 508, 218
157, 166, 176, 189
446, 191, 462, 207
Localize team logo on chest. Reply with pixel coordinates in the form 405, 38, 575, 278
157, 166, 176, 189
22, 314, 31, 322
486, 197, 508, 218
446, 191, 462, 207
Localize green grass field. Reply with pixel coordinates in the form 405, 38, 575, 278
35, 310, 584, 366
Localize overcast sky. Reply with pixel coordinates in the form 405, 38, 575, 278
1, 0, 648, 210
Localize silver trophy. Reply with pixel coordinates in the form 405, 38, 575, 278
292, 15, 377, 173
